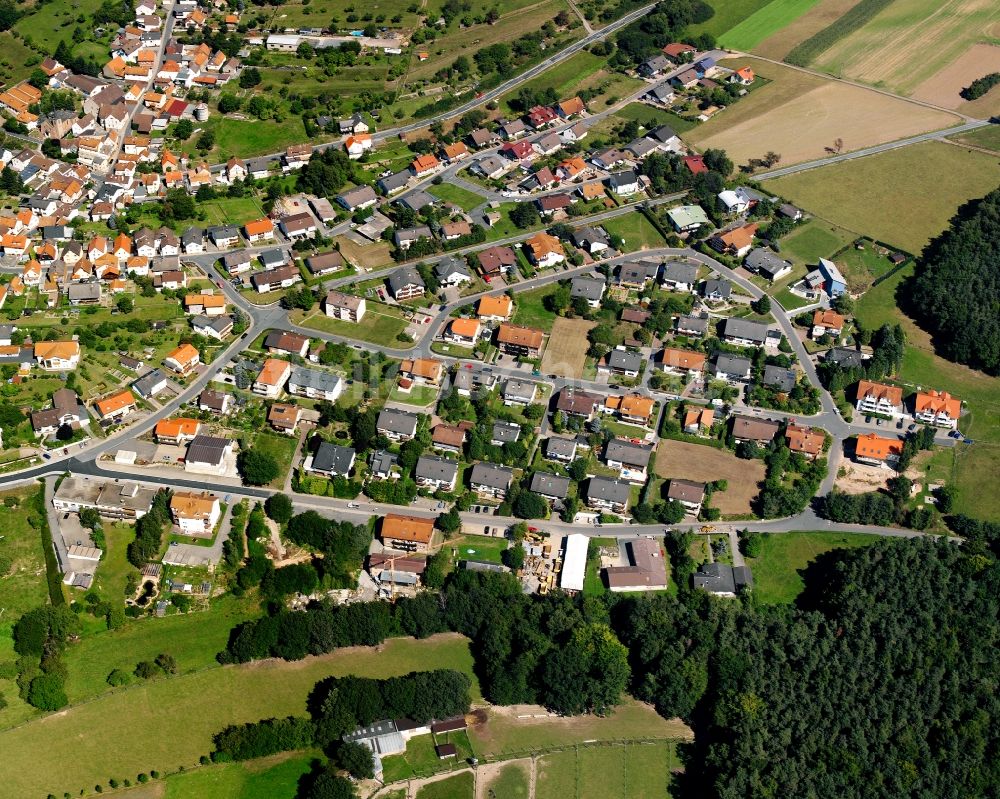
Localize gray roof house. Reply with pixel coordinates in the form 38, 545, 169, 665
762, 364, 797, 392
387, 266, 425, 299
132, 368, 168, 399
376, 408, 419, 440
377, 170, 411, 195
617, 261, 659, 287
502, 379, 537, 405
470, 462, 514, 497
415, 455, 459, 491
570, 226, 611, 253
310, 442, 356, 477
745, 247, 793, 282
545, 436, 578, 462
570, 276, 605, 306
530, 472, 571, 500
585, 476, 632, 512
676, 314, 710, 336
694, 562, 753, 596
490, 420, 522, 445
337, 184, 379, 211
712, 353, 752, 381
721, 318, 769, 346
398, 190, 436, 212
825, 347, 865, 369
661, 261, 699, 291
604, 348, 644, 376
393, 225, 433, 250
702, 278, 732, 300
604, 439, 652, 469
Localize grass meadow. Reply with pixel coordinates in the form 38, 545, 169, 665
718, 0, 823, 50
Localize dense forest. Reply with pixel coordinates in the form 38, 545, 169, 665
219, 536, 1000, 798
910, 187, 1000, 375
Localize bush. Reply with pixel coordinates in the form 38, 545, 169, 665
107, 668, 131, 687
27, 672, 68, 710
134, 661, 158, 679
238, 449, 280, 486
213, 716, 315, 760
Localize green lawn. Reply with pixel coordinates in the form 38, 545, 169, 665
746, 531, 880, 603
200, 196, 266, 228
58, 594, 258, 706
485, 763, 530, 798
780, 219, 854, 265
614, 103, 700, 135
200, 117, 326, 161
415, 772, 474, 799
773, 287, 812, 311
718, 0, 822, 49
156, 752, 314, 799
764, 141, 1000, 254
601, 213, 666, 252
0, 634, 478, 798
451, 534, 509, 565
252, 432, 300, 489
537, 750, 577, 799
382, 729, 475, 782
510, 284, 559, 332
501, 51, 606, 112
537, 742, 678, 799
428, 183, 487, 212
0, 487, 49, 633
389, 383, 441, 407
949, 125, 1000, 153
293, 305, 412, 347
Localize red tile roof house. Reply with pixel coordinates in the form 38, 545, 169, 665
527, 105, 558, 129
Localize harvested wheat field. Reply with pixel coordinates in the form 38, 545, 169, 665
753, 0, 861, 60
654, 439, 766, 515
811, 0, 1000, 95
687, 58, 960, 168
912, 44, 1000, 114
540, 317, 595, 379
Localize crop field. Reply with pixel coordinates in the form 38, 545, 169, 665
911, 43, 1000, 112
0, 634, 478, 799
536, 742, 678, 799
752, 0, 862, 60
688, 0, 774, 37
654, 439, 767, 515
746, 531, 880, 603
764, 140, 1000, 253
718, 0, 823, 51
810, 0, 1000, 97
686, 58, 960, 169
541, 317, 596, 378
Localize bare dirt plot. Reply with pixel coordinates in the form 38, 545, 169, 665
686, 58, 960, 168
540, 317, 595, 379
811, 0, 1000, 95
654, 439, 766, 515
753, 0, 862, 60
835, 461, 894, 494
333, 235, 392, 270
912, 43, 1000, 113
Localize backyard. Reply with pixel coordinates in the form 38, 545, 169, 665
510, 285, 559, 331
541, 317, 596, 379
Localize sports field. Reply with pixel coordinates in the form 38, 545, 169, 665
0, 634, 477, 799
541, 317, 596, 378
719, 0, 823, 51
764, 140, 1000, 253
654, 440, 766, 516
810, 0, 1000, 96
686, 58, 960, 169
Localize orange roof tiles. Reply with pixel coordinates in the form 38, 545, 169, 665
449, 318, 481, 339
256, 358, 290, 386
477, 295, 513, 318
411, 154, 440, 173
855, 433, 903, 461
661, 347, 706, 370
914, 390, 961, 418
606, 394, 655, 420
400, 357, 444, 381
381, 514, 435, 545
497, 323, 543, 350
785, 423, 825, 456
857, 380, 903, 406
96, 390, 136, 417
812, 309, 845, 329
243, 217, 274, 236
155, 417, 201, 439
166, 342, 199, 367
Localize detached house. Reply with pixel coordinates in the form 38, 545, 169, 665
164, 342, 200, 375
376, 408, 420, 442
252, 359, 291, 398
854, 433, 904, 466
470, 462, 514, 499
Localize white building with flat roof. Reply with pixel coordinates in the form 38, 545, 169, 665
560, 533, 589, 592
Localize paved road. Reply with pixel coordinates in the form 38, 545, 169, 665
755, 120, 991, 181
